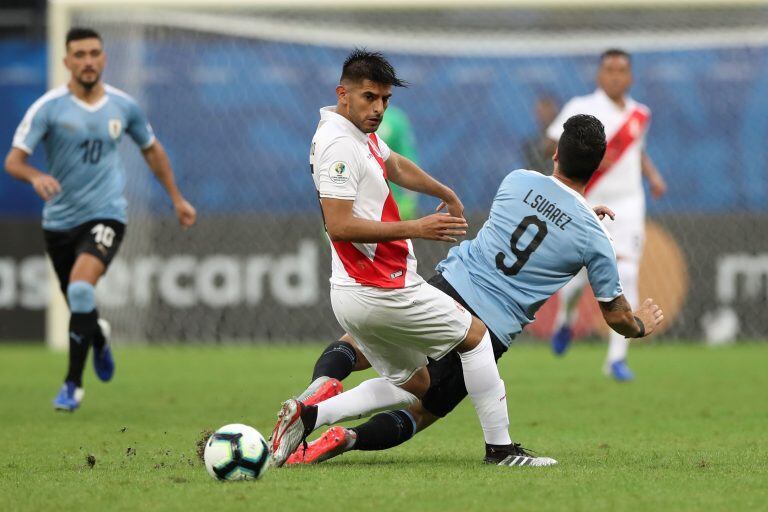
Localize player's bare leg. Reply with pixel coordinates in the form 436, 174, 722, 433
54, 253, 109, 411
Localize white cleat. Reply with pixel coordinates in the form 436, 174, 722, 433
270, 399, 309, 468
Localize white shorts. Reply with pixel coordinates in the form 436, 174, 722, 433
604, 216, 644, 262
330, 281, 473, 385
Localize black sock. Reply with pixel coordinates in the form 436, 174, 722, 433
311, 340, 357, 381
66, 310, 99, 387
300, 404, 318, 433
351, 410, 416, 451
92, 308, 105, 351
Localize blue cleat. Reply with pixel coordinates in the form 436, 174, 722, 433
53, 381, 84, 411
606, 360, 635, 382
551, 326, 573, 356
93, 318, 115, 382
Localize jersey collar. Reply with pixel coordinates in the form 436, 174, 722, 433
69, 92, 110, 113
319, 106, 369, 144
595, 88, 635, 113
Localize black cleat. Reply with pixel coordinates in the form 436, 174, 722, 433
484, 443, 558, 467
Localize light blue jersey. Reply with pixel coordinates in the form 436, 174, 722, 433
436, 170, 622, 347
12, 84, 155, 230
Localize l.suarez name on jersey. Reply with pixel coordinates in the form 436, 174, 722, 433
522, 189, 574, 231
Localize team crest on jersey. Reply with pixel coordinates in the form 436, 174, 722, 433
330, 161, 349, 184
108, 119, 122, 140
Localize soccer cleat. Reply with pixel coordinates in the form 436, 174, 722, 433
53, 381, 85, 411
285, 426, 355, 465
484, 443, 558, 467
296, 377, 343, 407
270, 399, 312, 468
551, 326, 573, 356
93, 318, 115, 382
605, 360, 635, 382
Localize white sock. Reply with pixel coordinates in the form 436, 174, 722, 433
555, 269, 587, 329
314, 378, 418, 427
459, 330, 511, 446
607, 259, 639, 363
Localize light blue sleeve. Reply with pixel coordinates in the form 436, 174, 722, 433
12, 101, 50, 154
126, 99, 156, 149
584, 220, 623, 302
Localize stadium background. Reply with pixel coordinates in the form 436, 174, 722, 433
1, 0, 766, 345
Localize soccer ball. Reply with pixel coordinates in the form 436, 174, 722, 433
204, 424, 270, 481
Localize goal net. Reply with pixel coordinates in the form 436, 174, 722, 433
48, 0, 768, 345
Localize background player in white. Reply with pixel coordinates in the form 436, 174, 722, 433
546, 49, 667, 381
284, 114, 664, 467
271, 49, 532, 467
4, 28, 196, 411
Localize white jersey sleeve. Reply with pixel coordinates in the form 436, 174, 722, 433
377, 134, 392, 161
315, 137, 362, 200
546, 98, 581, 142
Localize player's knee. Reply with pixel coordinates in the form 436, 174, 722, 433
340, 334, 371, 371
456, 316, 488, 353
67, 280, 96, 314
400, 367, 430, 399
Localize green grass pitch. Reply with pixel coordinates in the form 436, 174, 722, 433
1, 342, 766, 511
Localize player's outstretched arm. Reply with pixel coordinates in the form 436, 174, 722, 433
385, 151, 464, 219
641, 150, 667, 199
141, 141, 196, 228
599, 295, 664, 338
321, 197, 467, 243
4, 148, 61, 201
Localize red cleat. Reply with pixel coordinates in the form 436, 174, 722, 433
285, 426, 354, 465
297, 377, 343, 407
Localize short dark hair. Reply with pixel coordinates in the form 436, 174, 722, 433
557, 114, 607, 183
341, 49, 407, 87
66, 28, 102, 47
600, 48, 631, 65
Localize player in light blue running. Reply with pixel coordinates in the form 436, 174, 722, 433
4, 28, 196, 412
286, 114, 664, 467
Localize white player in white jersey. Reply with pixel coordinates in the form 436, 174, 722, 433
271, 49, 557, 468
546, 49, 667, 380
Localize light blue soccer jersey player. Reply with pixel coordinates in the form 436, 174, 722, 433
287, 114, 664, 468
437, 116, 663, 349
4, 28, 196, 412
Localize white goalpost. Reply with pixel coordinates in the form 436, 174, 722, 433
45, 0, 768, 348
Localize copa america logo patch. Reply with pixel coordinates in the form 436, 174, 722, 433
330, 161, 349, 184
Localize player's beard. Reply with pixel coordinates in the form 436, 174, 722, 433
77, 70, 101, 91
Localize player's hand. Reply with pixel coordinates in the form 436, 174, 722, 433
633, 298, 664, 338
435, 192, 465, 220
174, 198, 197, 228
649, 174, 667, 199
415, 213, 468, 243
31, 175, 61, 201
593, 205, 615, 221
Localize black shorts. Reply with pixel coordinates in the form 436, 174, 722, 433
43, 219, 126, 295
421, 273, 508, 418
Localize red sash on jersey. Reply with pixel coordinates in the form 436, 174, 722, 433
331, 133, 410, 288
585, 107, 650, 195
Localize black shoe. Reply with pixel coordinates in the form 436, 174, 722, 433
484, 443, 558, 467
